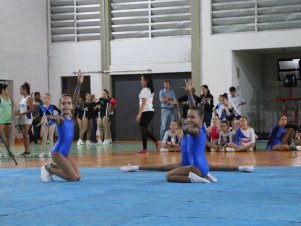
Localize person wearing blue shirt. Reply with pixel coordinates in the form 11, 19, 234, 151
159, 80, 177, 140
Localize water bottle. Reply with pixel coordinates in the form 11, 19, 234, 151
290, 138, 296, 150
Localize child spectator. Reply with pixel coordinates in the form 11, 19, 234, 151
160, 120, 182, 152
229, 86, 246, 115
227, 116, 256, 152
218, 93, 240, 127
266, 115, 295, 151
218, 120, 232, 151
206, 114, 220, 152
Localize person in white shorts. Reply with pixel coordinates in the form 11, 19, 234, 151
17, 82, 34, 157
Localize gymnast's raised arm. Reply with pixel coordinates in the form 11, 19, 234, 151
72, 70, 84, 107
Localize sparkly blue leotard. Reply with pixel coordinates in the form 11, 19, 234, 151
51, 117, 74, 157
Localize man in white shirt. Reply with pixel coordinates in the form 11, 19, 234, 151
229, 87, 246, 115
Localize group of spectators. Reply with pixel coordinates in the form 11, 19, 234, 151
157, 80, 252, 152
0, 82, 117, 157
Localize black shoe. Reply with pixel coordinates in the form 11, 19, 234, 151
19, 151, 31, 157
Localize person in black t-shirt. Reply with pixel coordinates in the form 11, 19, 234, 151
90, 94, 98, 144
96, 89, 111, 145
177, 86, 200, 120
75, 97, 84, 144
200, 85, 214, 128
77, 93, 94, 146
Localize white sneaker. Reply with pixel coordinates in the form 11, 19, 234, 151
238, 166, 254, 173
188, 172, 211, 183
96, 140, 103, 145
103, 139, 110, 145
296, 146, 301, 151
120, 164, 139, 172
109, 138, 113, 143
205, 173, 218, 183
249, 147, 254, 151
45, 162, 54, 181
210, 148, 217, 152
225, 147, 235, 152
41, 165, 50, 182
77, 139, 85, 146
86, 140, 94, 146
38, 153, 45, 158
160, 147, 169, 152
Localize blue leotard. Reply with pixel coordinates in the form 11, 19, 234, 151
40, 105, 61, 127
267, 125, 286, 149
181, 126, 209, 176
51, 117, 74, 157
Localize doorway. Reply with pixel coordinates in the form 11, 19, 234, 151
112, 73, 191, 140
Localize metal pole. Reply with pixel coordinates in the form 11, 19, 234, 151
0, 135, 18, 165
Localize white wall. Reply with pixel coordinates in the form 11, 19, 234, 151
0, 0, 48, 106
201, 1, 301, 132
49, 41, 101, 105
110, 36, 191, 74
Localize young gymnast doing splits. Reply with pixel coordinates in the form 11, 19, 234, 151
40, 70, 84, 182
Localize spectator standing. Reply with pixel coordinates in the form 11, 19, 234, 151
0, 84, 13, 153
30, 92, 43, 144
200, 85, 214, 128
229, 87, 246, 115
159, 80, 177, 140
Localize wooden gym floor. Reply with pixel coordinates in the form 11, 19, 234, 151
1, 141, 301, 168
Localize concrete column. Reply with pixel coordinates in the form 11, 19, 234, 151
100, 0, 111, 92
190, 0, 201, 95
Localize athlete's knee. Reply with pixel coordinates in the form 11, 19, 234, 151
23, 134, 29, 139
67, 174, 80, 182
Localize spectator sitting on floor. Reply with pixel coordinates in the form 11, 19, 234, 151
206, 114, 220, 152
217, 120, 232, 151
226, 116, 256, 152
160, 120, 182, 152
266, 115, 295, 151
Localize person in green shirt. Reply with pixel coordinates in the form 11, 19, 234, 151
0, 83, 13, 151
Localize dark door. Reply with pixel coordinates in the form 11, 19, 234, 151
112, 73, 191, 140
61, 76, 91, 97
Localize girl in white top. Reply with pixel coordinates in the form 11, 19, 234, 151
136, 74, 159, 153
139, 87, 154, 112
226, 116, 256, 152
218, 93, 240, 127
17, 82, 34, 157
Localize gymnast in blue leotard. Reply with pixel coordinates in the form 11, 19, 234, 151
266, 115, 295, 151
39, 94, 61, 157
40, 70, 84, 182
165, 106, 211, 183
